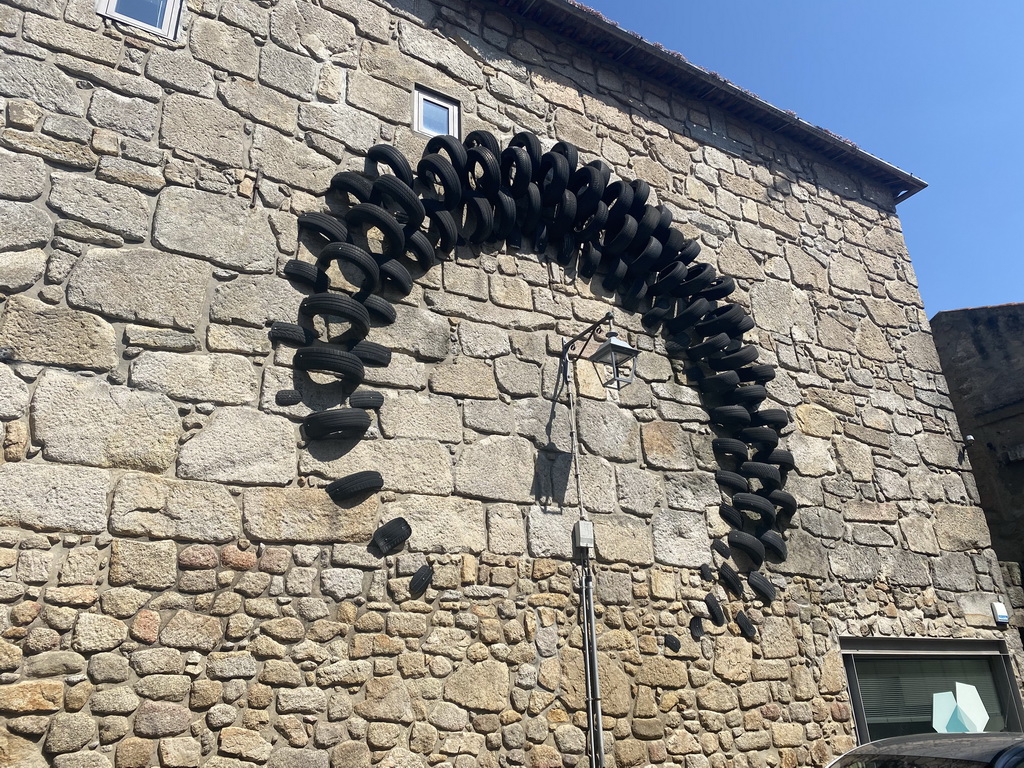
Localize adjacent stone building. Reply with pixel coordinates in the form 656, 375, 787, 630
0, 0, 1020, 766
932, 303, 1024, 634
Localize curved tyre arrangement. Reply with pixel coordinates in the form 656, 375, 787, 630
270, 132, 798, 640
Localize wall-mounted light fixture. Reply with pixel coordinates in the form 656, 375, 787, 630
587, 330, 639, 389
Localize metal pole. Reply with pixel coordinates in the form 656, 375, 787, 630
582, 549, 605, 768
562, 335, 606, 768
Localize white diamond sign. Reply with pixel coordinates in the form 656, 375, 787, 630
932, 682, 990, 733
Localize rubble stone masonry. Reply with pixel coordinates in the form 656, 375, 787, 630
0, 0, 1016, 766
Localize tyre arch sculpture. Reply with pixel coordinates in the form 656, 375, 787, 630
270, 130, 799, 640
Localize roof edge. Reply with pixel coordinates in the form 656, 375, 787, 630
489, 0, 927, 204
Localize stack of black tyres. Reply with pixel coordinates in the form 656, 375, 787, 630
268, 131, 796, 640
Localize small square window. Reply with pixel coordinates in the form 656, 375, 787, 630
414, 87, 460, 138
96, 0, 183, 39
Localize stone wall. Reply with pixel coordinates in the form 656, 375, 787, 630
0, 0, 1017, 767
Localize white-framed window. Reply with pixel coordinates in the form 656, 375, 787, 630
413, 87, 460, 138
96, 0, 184, 39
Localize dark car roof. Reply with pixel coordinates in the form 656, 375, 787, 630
845, 734, 1024, 763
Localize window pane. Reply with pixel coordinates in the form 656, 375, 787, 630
855, 657, 1009, 741
114, 0, 169, 28
421, 100, 451, 135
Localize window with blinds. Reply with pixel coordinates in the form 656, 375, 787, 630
855, 657, 1008, 740
841, 638, 1024, 745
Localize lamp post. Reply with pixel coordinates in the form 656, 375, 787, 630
560, 312, 639, 768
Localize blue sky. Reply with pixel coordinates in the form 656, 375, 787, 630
580, 1, 1024, 318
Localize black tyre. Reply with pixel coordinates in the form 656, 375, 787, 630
405, 229, 436, 271
750, 408, 789, 429
760, 530, 787, 560
664, 336, 690, 359
726, 385, 768, 407
550, 140, 579, 173
539, 151, 570, 206
732, 492, 777, 525
578, 242, 602, 279
489, 190, 517, 243
298, 211, 348, 243
625, 236, 662, 274
366, 144, 415, 187
269, 321, 318, 347
664, 297, 710, 334
678, 238, 701, 263
665, 632, 683, 651
603, 179, 634, 226
500, 145, 533, 197
292, 347, 365, 383
739, 461, 782, 490
329, 171, 373, 204
600, 257, 627, 292
694, 304, 748, 338
370, 174, 425, 232
714, 470, 748, 494
379, 258, 414, 296
425, 135, 468, 175
700, 563, 714, 582
712, 438, 748, 463
699, 370, 740, 395
708, 344, 759, 371
515, 182, 542, 238
728, 530, 765, 568
761, 449, 795, 473
574, 200, 608, 241
735, 611, 757, 639
326, 471, 384, 501
569, 165, 605, 218
767, 489, 797, 516
318, 242, 380, 295
299, 293, 371, 338
602, 213, 637, 256
361, 294, 397, 325
738, 426, 780, 451
709, 406, 751, 430
409, 564, 433, 598
349, 340, 392, 367
705, 593, 726, 626
698, 276, 737, 302
688, 617, 705, 641
649, 261, 687, 297
427, 209, 458, 255
283, 260, 325, 290
417, 153, 462, 211
459, 193, 494, 244
371, 516, 412, 556
543, 189, 578, 236
463, 129, 500, 157
748, 571, 776, 603
302, 408, 372, 440
737, 364, 776, 384
465, 145, 501, 199
642, 296, 675, 331
629, 178, 651, 214
349, 389, 385, 410
509, 131, 542, 175
275, 389, 302, 406
585, 159, 612, 188
711, 538, 731, 559
346, 203, 405, 262
672, 262, 717, 298
719, 504, 743, 530
719, 563, 743, 598
688, 332, 731, 360
633, 204, 661, 244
